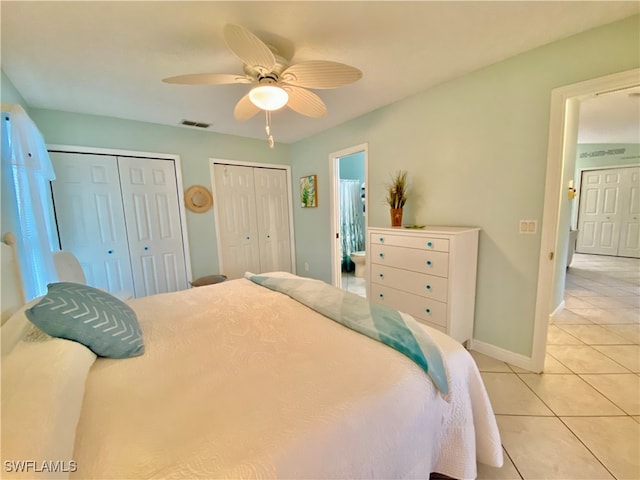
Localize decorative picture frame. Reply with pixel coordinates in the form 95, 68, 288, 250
300, 174, 318, 208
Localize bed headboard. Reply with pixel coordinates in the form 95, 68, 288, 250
1, 232, 25, 325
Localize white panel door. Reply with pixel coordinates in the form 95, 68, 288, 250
213, 164, 261, 279
618, 166, 640, 258
253, 168, 292, 273
118, 157, 188, 297
577, 169, 622, 255
50, 152, 135, 294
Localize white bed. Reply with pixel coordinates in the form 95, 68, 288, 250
1, 239, 502, 479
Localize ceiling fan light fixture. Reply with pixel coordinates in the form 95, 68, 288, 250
249, 85, 288, 111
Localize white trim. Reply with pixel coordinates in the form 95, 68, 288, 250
208, 158, 296, 276
551, 300, 565, 318
532, 68, 640, 373
46, 144, 193, 285
47, 144, 180, 161
328, 143, 369, 289
469, 339, 535, 372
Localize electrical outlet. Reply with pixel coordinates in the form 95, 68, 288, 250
304, 262, 309, 271
519, 220, 537, 234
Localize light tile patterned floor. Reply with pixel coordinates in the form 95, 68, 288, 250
473, 253, 640, 480
341, 271, 366, 297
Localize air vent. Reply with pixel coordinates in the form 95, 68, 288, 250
180, 120, 211, 129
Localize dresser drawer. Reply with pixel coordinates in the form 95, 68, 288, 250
370, 264, 448, 303
370, 244, 449, 277
370, 232, 449, 252
370, 284, 447, 328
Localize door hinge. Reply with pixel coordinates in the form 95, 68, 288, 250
549, 252, 555, 260
336, 233, 339, 239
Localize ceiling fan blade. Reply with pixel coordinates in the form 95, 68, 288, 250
224, 24, 275, 76
281, 61, 362, 89
284, 86, 327, 118
163, 73, 252, 85
234, 93, 261, 121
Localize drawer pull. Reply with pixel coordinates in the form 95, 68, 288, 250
426, 260, 432, 267
379, 237, 385, 243
427, 241, 433, 248
425, 308, 431, 315
379, 273, 384, 279
379, 293, 384, 299
425, 284, 432, 290
379, 253, 384, 258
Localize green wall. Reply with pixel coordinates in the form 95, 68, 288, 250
576, 143, 640, 174
2, 15, 638, 359
290, 15, 639, 356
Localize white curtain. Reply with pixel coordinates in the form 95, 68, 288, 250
1, 104, 58, 300
339, 180, 365, 267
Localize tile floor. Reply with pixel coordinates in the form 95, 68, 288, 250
473, 253, 639, 480
341, 271, 366, 297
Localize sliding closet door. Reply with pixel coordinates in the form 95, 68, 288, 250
253, 167, 292, 272
577, 166, 639, 258
118, 157, 189, 296
49, 152, 135, 294
618, 166, 640, 258
213, 164, 261, 279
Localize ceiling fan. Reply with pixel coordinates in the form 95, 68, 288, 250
163, 24, 362, 147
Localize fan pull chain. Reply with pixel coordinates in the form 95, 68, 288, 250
265, 111, 275, 149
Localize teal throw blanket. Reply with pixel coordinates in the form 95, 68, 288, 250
246, 273, 449, 395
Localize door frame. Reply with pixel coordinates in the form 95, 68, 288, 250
47, 144, 193, 286
329, 143, 369, 289
531, 68, 639, 372
209, 158, 296, 276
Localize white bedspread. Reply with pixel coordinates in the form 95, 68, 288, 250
72, 277, 502, 479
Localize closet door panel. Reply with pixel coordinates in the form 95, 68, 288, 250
118, 157, 188, 296
50, 152, 135, 294
253, 167, 292, 273
213, 164, 261, 279
577, 169, 622, 255
618, 166, 640, 258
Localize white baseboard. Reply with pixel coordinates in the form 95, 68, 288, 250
468, 338, 538, 372
551, 300, 565, 319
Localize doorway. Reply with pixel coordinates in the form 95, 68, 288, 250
329, 143, 368, 294
532, 68, 640, 372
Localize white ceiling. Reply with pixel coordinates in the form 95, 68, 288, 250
578, 86, 640, 144
1, 1, 638, 144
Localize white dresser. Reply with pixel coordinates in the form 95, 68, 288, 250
367, 226, 479, 344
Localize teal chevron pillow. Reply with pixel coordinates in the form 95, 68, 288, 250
25, 282, 144, 358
